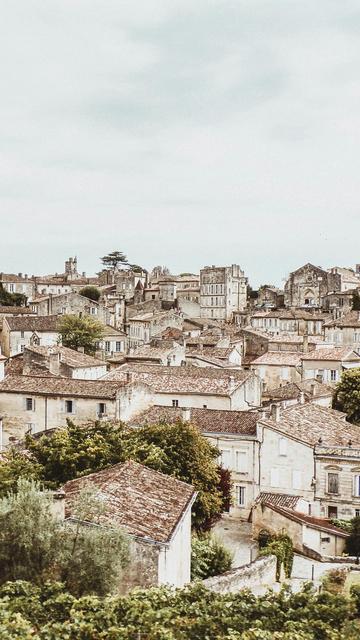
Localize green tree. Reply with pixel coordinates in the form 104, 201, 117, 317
0, 480, 129, 596
333, 369, 360, 424
347, 516, 360, 559
0, 283, 27, 307
25, 420, 126, 486
191, 534, 232, 580
79, 286, 101, 302
100, 251, 128, 270
58, 315, 104, 355
0, 448, 42, 498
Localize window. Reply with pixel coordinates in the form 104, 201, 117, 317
9, 284, 14, 293
327, 473, 339, 494
172, 400, 179, 407
270, 468, 280, 487
105, 341, 111, 352
115, 341, 123, 352
26, 398, 34, 411
292, 470, 302, 489
330, 370, 337, 382
203, 404, 207, 409
354, 475, 360, 497
220, 449, 231, 469
20, 345, 25, 353
21, 330, 25, 338
235, 485, 246, 507
98, 403, 106, 416
355, 509, 360, 518
279, 437, 287, 456
235, 450, 248, 473
65, 400, 74, 414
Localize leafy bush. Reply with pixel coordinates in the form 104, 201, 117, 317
330, 518, 352, 533
191, 534, 233, 580
322, 568, 348, 595
259, 533, 294, 581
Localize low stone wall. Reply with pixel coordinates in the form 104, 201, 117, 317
202, 555, 277, 594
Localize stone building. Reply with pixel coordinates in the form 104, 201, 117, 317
62, 460, 196, 592
249, 309, 329, 336
1, 315, 60, 357
257, 286, 284, 309
301, 346, 360, 384
22, 345, 107, 380
284, 263, 340, 309
30, 291, 105, 322
127, 310, 183, 349
250, 351, 302, 391
200, 265, 247, 321
324, 311, 360, 350
0, 374, 153, 444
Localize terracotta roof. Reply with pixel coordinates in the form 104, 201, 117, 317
25, 345, 106, 368
264, 379, 333, 402
268, 334, 325, 344
301, 346, 360, 361
102, 364, 252, 395
259, 403, 360, 447
0, 374, 125, 399
129, 406, 259, 435
251, 310, 330, 321
186, 353, 233, 368
325, 311, 360, 328
263, 502, 349, 537
0, 307, 34, 315
101, 325, 126, 337
256, 492, 301, 509
63, 460, 196, 544
4, 315, 59, 332
251, 352, 302, 366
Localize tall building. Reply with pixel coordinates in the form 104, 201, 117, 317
200, 265, 247, 321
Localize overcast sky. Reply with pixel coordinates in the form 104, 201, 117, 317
1, 1, 360, 286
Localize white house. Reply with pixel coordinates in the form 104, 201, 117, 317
1, 316, 59, 357
62, 460, 197, 591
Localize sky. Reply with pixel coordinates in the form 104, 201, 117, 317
1, 1, 360, 287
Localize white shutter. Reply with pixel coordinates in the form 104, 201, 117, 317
292, 470, 302, 490
270, 468, 279, 487
235, 450, 248, 473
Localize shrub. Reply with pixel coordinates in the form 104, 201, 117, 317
191, 534, 233, 580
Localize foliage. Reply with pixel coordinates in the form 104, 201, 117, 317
352, 290, 360, 311
191, 534, 232, 580
330, 518, 352, 533
321, 568, 348, 595
333, 369, 360, 424
0, 479, 129, 596
101, 251, 128, 270
58, 314, 104, 355
346, 517, 360, 558
259, 533, 294, 581
151, 265, 170, 279
218, 466, 232, 513
0, 580, 358, 639
11, 420, 229, 531
0, 283, 27, 307
350, 583, 360, 615
79, 286, 101, 301
25, 420, 126, 486
0, 448, 42, 498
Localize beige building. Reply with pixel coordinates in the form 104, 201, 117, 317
1, 316, 59, 357
250, 309, 329, 336
324, 311, 360, 350
126, 342, 185, 367
0, 374, 153, 444
63, 460, 196, 592
200, 265, 247, 321
22, 345, 107, 380
30, 291, 104, 322
103, 364, 262, 411
284, 263, 340, 309
129, 405, 260, 519
127, 310, 183, 349
315, 445, 360, 520
251, 351, 302, 391
301, 346, 360, 384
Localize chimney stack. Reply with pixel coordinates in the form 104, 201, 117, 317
299, 391, 305, 405
77, 346, 85, 353
310, 382, 316, 397
270, 403, 281, 422
182, 407, 191, 422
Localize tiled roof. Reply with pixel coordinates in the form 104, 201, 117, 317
25, 345, 106, 368
251, 310, 330, 321
63, 460, 195, 544
325, 311, 360, 328
0, 374, 125, 399
259, 403, 360, 447
129, 406, 259, 435
301, 346, 360, 361
268, 334, 325, 344
264, 379, 333, 402
4, 315, 59, 332
102, 364, 251, 395
186, 353, 232, 368
255, 492, 301, 509
263, 502, 349, 537
0, 307, 34, 315
101, 325, 127, 337
251, 352, 302, 366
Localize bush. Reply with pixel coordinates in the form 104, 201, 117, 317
322, 568, 348, 595
259, 533, 294, 581
191, 534, 233, 580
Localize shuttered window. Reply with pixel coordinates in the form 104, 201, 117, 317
327, 473, 339, 494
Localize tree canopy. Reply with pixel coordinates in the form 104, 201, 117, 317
100, 251, 128, 270
78, 286, 101, 302
58, 315, 104, 355
0, 479, 129, 596
352, 290, 360, 311
0, 283, 27, 307
18, 419, 229, 531
333, 369, 360, 424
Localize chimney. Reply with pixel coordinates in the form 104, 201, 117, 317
303, 334, 309, 353
49, 350, 61, 376
229, 375, 236, 391
270, 403, 281, 422
299, 391, 305, 405
51, 489, 65, 520
77, 346, 85, 353
310, 382, 316, 397
182, 407, 191, 422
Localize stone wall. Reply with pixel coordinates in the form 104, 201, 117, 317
202, 555, 277, 594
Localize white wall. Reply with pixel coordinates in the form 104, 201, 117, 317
158, 506, 192, 587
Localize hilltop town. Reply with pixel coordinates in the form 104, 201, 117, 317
1, 252, 360, 609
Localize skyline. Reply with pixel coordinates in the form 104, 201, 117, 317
1, 1, 360, 285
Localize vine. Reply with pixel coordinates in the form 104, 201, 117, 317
259, 532, 294, 581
